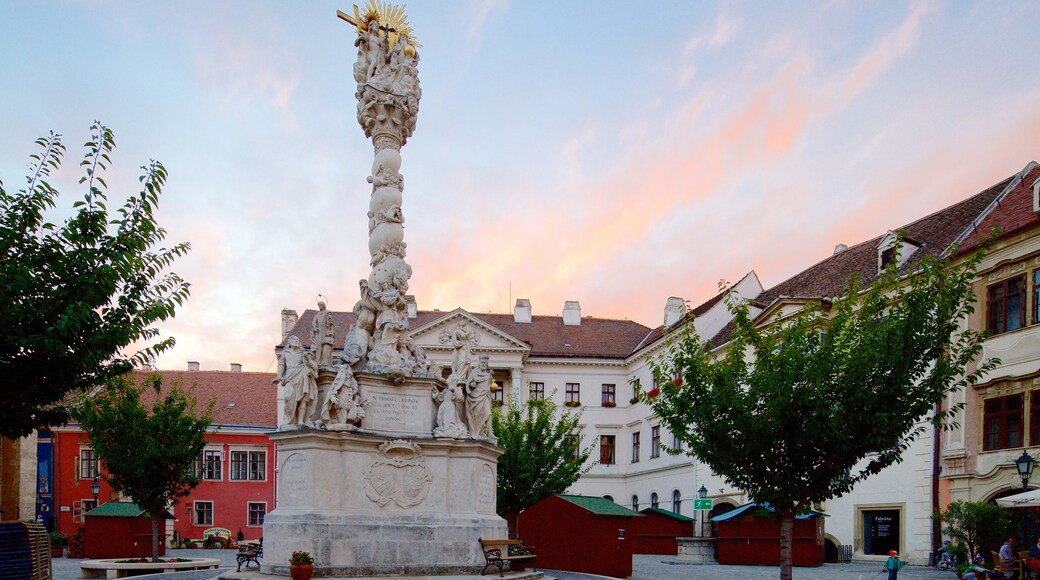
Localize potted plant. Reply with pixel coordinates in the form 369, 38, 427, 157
49, 531, 67, 558
602, 401, 616, 408
289, 550, 315, 580
647, 387, 660, 399
66, 529, 85, 559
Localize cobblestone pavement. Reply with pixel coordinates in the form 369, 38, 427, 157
53, 550, 961, 580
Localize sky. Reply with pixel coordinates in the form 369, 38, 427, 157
2, 1, 1038, 373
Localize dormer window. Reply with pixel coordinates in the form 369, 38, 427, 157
877, 231, 920, 273
880, 247, 897, 269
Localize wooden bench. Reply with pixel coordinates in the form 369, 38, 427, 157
236, 539, 263, 572
479, 537, 536, 577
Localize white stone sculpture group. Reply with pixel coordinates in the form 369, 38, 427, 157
434, 323, 495, 440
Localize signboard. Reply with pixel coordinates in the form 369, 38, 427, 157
693, 498, 713, 510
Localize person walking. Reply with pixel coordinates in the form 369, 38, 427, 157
883, 549, 903, 580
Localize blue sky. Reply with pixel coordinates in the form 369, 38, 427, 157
2, 1, 1038, 372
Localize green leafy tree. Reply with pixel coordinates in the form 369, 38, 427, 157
73, 373, 213, 562
492, 396, 593, 531
0, 123, 190, 438
645, 247, 995, 580
937, 500, 1012, 562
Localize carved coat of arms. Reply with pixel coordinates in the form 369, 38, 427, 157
363, 440, 433, 508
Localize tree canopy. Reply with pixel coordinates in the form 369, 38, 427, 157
73, 372, 213, 561
492, 396, 593, 526
645, 246, 995, 579
0, 123, 190, 437
937, 500, 1012, 563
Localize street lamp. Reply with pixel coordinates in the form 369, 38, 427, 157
698, 485, 708, 537
90, 475, 100, 506
1016, 451, 1035, 546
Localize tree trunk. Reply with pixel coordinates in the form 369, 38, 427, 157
779, 512, 794, 580
151, 514, 160, 563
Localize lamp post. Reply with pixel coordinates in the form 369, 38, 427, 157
1016, 451, 1035, 547
698, 485, 708, 537
90, 475, 100, 507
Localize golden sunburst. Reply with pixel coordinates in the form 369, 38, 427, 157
347, 0, 421, 50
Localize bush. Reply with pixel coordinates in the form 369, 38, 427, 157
66, 529, 85, 558
49, 531, 67, 547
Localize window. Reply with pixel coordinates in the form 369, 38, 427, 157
72, 499, 98, 523
79, 448, 99, 479
984, 394, 1024, 451
672, 490, 682, 514
249, 451, 266, 481
880, 247, 897, 269
603, 495, 614, 503
193, 501, 213, 526
631, 495, 639, 511
632, 378, 641, 399
631, 432, 640, 463
492, 381, 504, 403
1035, 269, 1040, 324
248, 502, 266, 526
529, 382, 544, 401
204, 450, 222, 480
1032, 391, 1040, 447
651, 492, 659, 509
231, 451, 248, 481
672, 431, 682, 452
599, 435, 615, 465
987, 275, 1026, 334
566, 383, 581, 404
651, 426, 661, 459
602, 384, 616, 405
192, 454, 204, 478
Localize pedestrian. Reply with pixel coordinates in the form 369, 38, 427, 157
883, 549, 903, 580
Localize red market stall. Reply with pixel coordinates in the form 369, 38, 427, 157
632, 507, 695, 555
517, 494, 643, 578
84, 502, 173, 559
712, 503, 825, 567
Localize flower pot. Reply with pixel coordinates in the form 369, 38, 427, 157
290, 563, 314, 580
51, 546, 64, 558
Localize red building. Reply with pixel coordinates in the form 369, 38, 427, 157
713, 503, 825, 567
517, 494, 643, 578
47, 368, 276, 544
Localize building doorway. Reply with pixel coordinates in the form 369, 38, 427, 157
863, 509, 900, 555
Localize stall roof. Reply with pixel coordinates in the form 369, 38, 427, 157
640, 507, 695, 522
556, 495, 643, 517
85, 501, 173, 519
711, 503, 827, 522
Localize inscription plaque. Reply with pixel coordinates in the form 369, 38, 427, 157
361, 382, 434, 435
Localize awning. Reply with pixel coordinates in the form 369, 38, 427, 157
996, 489, 1040, 508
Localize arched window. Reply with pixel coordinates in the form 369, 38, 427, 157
651, 492, 659, 509
672, 490, 682, 514
631, 495, 639, 511
603, 495, 614, 503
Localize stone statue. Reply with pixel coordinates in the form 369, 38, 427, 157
311, 299, 336, 368
432, 382, 467, 439
277, 336, 319, 428
321, 363, 367, 431
335, 4, 431, 380
440, 321, 478, 390
465, 355, 495, 440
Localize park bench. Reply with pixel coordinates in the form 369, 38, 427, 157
479, 537, 535, 577
236, 538, 263, 572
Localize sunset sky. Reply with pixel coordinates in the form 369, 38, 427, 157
2, 1, 1038, 373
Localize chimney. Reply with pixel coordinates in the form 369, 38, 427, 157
562, 301, 581, 326
230, 363, 242, 372
833, 243, 848, 255
187, 361, 200, 372
514, 299, 532, 323
663, 297, 686, 327
405, 295, 417, 319
281, 308, 298, 340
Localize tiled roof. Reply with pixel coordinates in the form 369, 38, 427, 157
281, 310, 652, 359
958, 164, 1040, 254
556, 494, 642, 517
132, 369, 276, 428
706, 171, 1018, 349
634, 283, 734, 353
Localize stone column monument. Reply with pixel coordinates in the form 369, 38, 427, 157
262, 3, 508, 576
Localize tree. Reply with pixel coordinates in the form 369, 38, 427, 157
492, 396, 593, 531
937, 500, 1012, 562
73, 373, 213, 562
645, 247, 996, 580
0, 123, 190, 438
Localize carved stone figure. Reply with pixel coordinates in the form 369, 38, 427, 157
432, 382, 467, 439
321, 363, 367, 431
277, 336, 319, 428
440, 321, 478, 390
311, 300, 336, 368
343, 279, 376, 365
465, 355, 495, 440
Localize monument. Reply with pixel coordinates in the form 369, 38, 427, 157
262, 2, 508, 576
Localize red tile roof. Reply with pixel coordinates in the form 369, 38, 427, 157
132, 369, 277, 428
280, 310, 652, 359
957, 164, 1040, 254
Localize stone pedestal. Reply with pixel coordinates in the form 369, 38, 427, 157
264, 374, 507, 577
677, 537, 717, 563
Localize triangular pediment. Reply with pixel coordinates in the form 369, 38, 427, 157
409, 309, 531, 354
